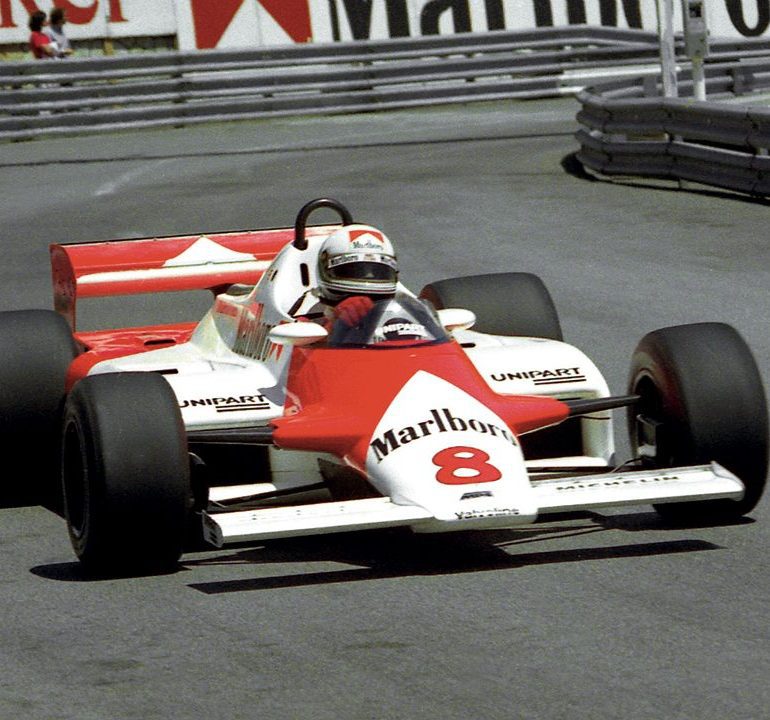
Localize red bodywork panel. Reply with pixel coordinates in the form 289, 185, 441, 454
271, 342, 570, 471
66, 322, 198, 391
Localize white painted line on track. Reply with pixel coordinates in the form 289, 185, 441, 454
94, 159, 174, 197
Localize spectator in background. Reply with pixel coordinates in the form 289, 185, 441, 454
45, 7, 73, 59
28, 11, 58, 59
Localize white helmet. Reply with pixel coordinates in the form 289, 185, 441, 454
317, 224, 398, 303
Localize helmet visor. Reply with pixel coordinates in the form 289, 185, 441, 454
327, 253, 398, 284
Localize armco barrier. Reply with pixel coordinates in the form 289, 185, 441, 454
575, 39, 770, 199
7, 23, 770, 201
0, 26, 664, 142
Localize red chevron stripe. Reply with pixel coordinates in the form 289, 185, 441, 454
190, 0, 312, 49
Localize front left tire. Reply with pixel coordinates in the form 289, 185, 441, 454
61, 372, 192, 575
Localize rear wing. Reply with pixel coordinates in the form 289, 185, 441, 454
50, 225, 338, 330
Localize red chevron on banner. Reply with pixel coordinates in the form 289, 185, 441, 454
190, 0, 312, 49
260, 0, 312, 42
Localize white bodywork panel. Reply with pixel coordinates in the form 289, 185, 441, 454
364, 370, 538, 524
461, 332, 615, 466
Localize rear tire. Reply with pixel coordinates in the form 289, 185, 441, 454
61, 372, 191, 575
420, 272, 571, 460
0, 310, 78, 505
419, 272, 562, 340
627, 322, 768, 523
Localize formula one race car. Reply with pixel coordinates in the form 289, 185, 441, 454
1, 198, 767, 575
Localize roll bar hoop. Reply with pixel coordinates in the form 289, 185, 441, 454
293, 198, 354, 250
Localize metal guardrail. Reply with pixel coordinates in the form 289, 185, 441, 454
0, 26, 663, 142
575, 38, 770, 199
7, 24, 770, 203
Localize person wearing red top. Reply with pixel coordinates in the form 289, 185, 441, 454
28, 11, 57, 59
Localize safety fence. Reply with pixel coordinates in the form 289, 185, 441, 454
1, 26, 665, 143
575, 39, 770, 199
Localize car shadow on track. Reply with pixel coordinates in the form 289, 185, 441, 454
28, 510, 748, 585
182, 513, 725, 594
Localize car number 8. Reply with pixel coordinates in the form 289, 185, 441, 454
432, 446, 502, 484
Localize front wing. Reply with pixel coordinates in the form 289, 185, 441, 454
201, 462, 743, 547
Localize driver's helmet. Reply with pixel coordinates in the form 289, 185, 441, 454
317, 224, 398, 304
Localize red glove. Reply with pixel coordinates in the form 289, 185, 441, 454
333, 296, 374, 327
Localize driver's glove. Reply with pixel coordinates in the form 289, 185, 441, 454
334, 296, 374, 327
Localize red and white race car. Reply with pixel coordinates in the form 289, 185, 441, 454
2, 198, 766, 575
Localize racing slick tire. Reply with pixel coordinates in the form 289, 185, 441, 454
627, 322, 769, 524
61, 372, 192, 575
0, 309, 78, 505
419, 272, 563, 340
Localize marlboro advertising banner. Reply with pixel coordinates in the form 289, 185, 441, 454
2, 1, 770, 50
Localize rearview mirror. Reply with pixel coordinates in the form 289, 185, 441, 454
269, 322, 328, 346
437, 308, 476, 331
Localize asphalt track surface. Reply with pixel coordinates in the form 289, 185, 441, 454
1, 98, 769, 720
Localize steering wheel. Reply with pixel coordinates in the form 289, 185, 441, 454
293, 198, 353, 250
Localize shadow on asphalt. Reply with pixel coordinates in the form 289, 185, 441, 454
30, 528, 722, 595
180, 515, 724, 594
29, 510, 746, 587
